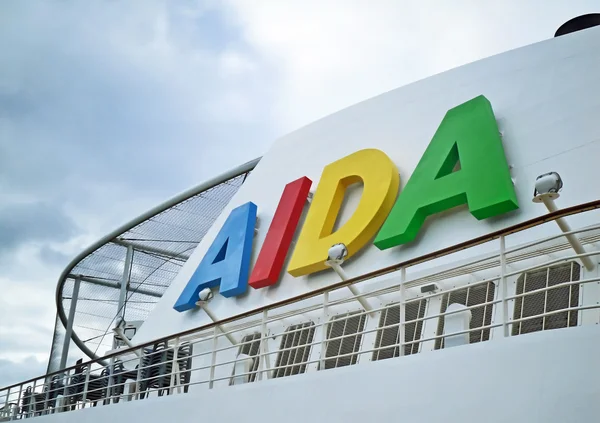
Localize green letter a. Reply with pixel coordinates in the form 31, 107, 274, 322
374, 95, 518, 250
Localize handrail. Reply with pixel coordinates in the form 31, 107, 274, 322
4, 197, 600, 392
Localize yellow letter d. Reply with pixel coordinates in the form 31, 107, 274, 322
287, 149, 399, 277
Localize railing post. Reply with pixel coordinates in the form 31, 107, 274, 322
10, 392, 19, 421
135, 348, 144, 400
81, 365, 91, 407
258, 310, 270, 381
43, 378, 51, 415
170, 338, 180, 395
500, 235, 509, 337
319, 291, 329, 370
209, 327, 218, 389
106, 356, 115, 404
399, 267, 406, 356
31, 379, 38, 417
3, 387, 10, 419
13, 384, 22, 421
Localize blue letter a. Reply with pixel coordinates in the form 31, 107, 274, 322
173, 202, 257, 312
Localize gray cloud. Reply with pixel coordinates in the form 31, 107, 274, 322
0, 357, 47, 391
0, 1, 275, 208
37, 246, 73, 266
0, 0, 276, 387
0, 203, 77, 252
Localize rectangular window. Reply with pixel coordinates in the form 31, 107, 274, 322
273, 322, 315, 378
233, 332, 261, 383
373, 299, 427, 361
435, 281, 496, 349
322, 311, 367, 369
512, 262, 580, 336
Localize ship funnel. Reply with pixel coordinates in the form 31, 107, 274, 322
555, 14, 600, 37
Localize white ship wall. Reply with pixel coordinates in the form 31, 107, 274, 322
36, 325, 600, 423
136, 25, 600, 344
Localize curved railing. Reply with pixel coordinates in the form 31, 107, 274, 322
50, 158, 260, 369
2, 199, 600, 420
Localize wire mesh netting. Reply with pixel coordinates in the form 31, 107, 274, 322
323, 312, 366, 370
50, 170, 252, 371
373, 299, 427, 361
511, 262, 580, 335
273, 322, 315, 378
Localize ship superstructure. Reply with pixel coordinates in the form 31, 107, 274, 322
2, 15, 600, 423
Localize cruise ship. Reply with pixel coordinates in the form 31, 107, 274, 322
2, 14, 600, 423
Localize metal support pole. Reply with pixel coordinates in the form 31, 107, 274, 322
106, 356, 115, 404
3, 387, 10, 419
14, 384, 22, 421
113, 245, 134, 350
113, 239, 189, 262
66, 274, 161, 298
327, 262, 374, 316
399, 268, 406, 356
541, 196, 594, 271
208, 327, 218, 389
319, 291, 329, 370
258, 310, 270, 381
499, 235, 509, 337
59, 277, 81, 370
134, 350, 144, 401
81, 365, 91, 406
112, 328, 142, 357
117, 245, 134, 322
170, 337, 181, 395
198, 303, 237, 346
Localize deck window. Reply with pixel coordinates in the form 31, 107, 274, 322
322, 311, 367, 369
273, 322, 315, 378
435, 281, 496, 349
373, 299, 427, 360
233, 332, 261, 383
512, 262, 580, 336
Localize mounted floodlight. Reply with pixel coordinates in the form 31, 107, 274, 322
532, 171, 563, 203
327, 243, 348, 264
196, 287, 214, 306
532, 172, 594, 271
325, 243, 349, 277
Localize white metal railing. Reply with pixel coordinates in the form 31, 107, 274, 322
2, 204, 600, 419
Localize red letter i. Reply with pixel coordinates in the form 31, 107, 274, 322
248, 177, 312, 289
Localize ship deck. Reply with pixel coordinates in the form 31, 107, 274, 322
2, 199, 600, 421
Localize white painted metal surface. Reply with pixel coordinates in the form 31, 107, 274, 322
136, 25, 600, 345
10, 326, 600, 422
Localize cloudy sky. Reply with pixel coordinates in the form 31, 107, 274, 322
0, 0, 597, 387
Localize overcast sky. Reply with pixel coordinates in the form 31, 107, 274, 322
0, 0, 597, 387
